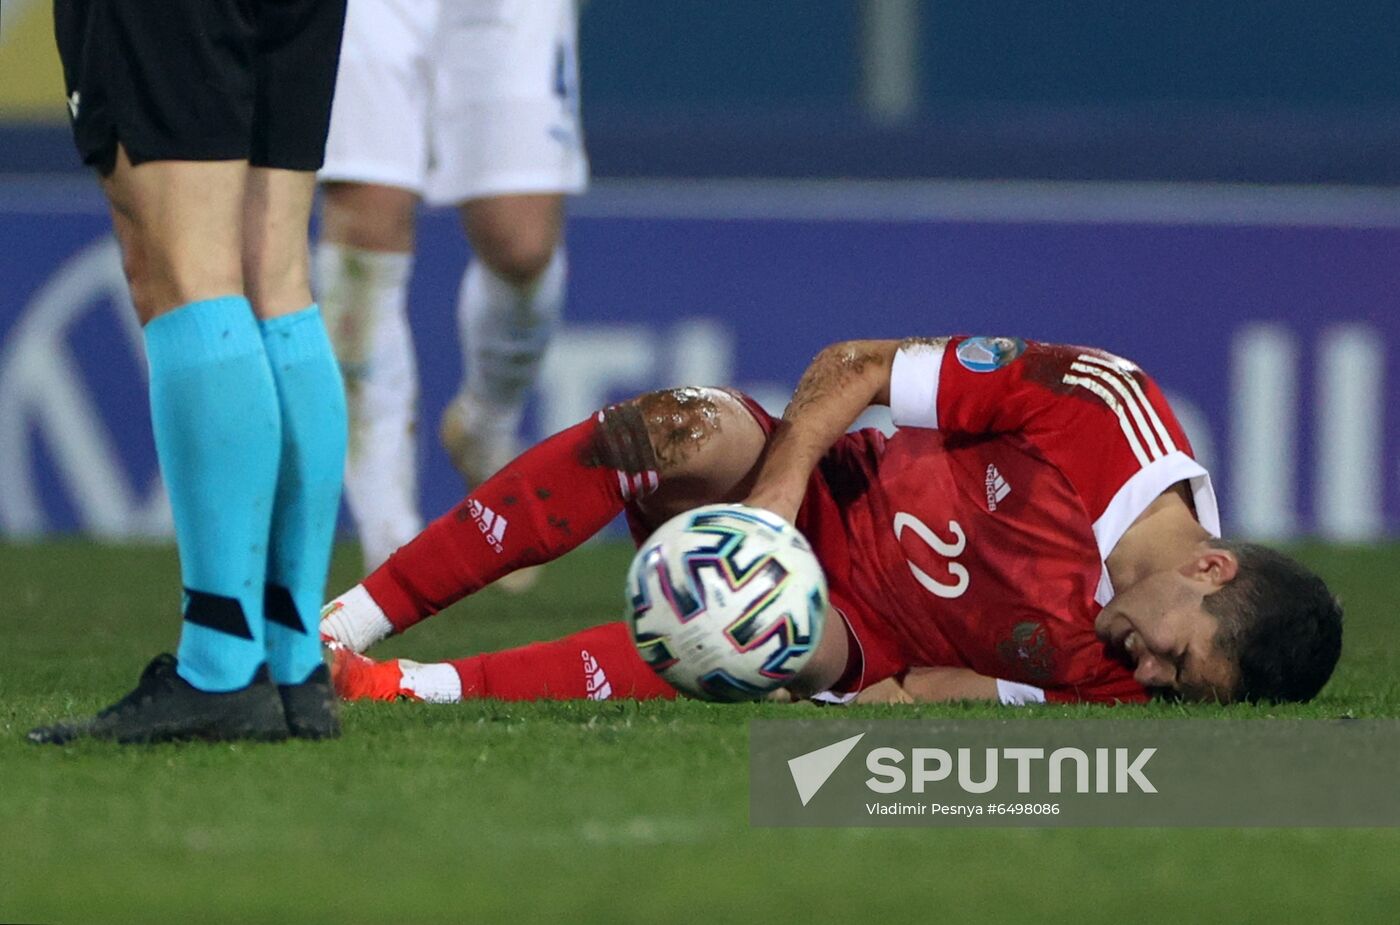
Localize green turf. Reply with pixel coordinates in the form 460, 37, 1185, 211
2, 540, 1398, 924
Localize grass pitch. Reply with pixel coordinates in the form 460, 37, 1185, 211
3, 540, 1398, 924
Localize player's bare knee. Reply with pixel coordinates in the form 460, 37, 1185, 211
584, 388, 727, 481
472, 225, 557, 285
463, 195, 563, 285
594, 388, 767, 528
638, 387, 743, 474
596, 387, 760, 479
321, 182, 416, 252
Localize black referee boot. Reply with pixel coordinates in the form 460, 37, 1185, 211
277, 663, 341, 740
27, 654, 288, 745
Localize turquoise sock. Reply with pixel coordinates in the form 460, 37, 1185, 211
144, 296, 280, 692
259, 305, 348, 684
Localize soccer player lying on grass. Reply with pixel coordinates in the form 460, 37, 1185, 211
320, 336, 1342, 706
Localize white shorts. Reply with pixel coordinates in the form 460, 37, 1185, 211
321, 0, 588, 206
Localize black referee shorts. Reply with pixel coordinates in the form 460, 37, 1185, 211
53, 0, 348, 174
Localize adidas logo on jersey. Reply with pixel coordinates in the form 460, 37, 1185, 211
466, 499, 508, 553
582, 650, 612, 700
985, 464, 1011, 511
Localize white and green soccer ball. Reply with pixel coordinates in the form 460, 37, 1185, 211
625, 504, 828, 702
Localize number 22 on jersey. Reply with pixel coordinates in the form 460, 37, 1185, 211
892, 513, 969, 599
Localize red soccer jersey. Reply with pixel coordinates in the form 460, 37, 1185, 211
796, 336, 1221, 705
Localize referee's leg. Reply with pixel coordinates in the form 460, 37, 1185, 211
28, 143, 292, 743
34, 0, 350, 744
244, 166, 348, 732
108, 146, 288, 697
238, 0, 350, 737
101, 149, 247, 324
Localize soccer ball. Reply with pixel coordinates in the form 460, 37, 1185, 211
625, 503, 828, 702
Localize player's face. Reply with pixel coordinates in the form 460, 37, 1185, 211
1096, 570, 1239, 703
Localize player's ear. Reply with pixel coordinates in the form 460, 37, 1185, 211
1185, 546, 1239, 588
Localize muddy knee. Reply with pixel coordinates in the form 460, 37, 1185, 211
643, 386, 743, 470
587, 388, 766, 518
593, 388, 729, 470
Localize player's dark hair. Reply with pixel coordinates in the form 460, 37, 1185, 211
1203, 540, 1343, 703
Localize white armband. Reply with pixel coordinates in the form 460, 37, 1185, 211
809, 690, 858, 705
996, 679, 1047, 706
889, 342, 946, 429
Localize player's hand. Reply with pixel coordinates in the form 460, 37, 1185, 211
854, 677, 915, 704
896, 667, 999, 702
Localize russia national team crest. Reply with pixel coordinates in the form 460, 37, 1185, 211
997, 621, 1056, 682
955, 336, 1026, 373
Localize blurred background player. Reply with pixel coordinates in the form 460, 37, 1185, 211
33, 0, 350, 742
316, 0, 588, 577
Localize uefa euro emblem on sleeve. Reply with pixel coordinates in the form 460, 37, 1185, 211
956, 336, 1027, 373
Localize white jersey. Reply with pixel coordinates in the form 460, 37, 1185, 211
321, 0, 589, 205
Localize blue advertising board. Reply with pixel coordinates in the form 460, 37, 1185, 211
2, 179, 1397, 539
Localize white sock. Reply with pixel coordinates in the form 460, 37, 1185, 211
399, 660, 464, 703
319, 584, 394, 653
456, 245, 567, 435
316, 242, 423, 572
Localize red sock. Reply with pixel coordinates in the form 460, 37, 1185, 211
363, 411, 660, 632
450, 622, 678, 701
